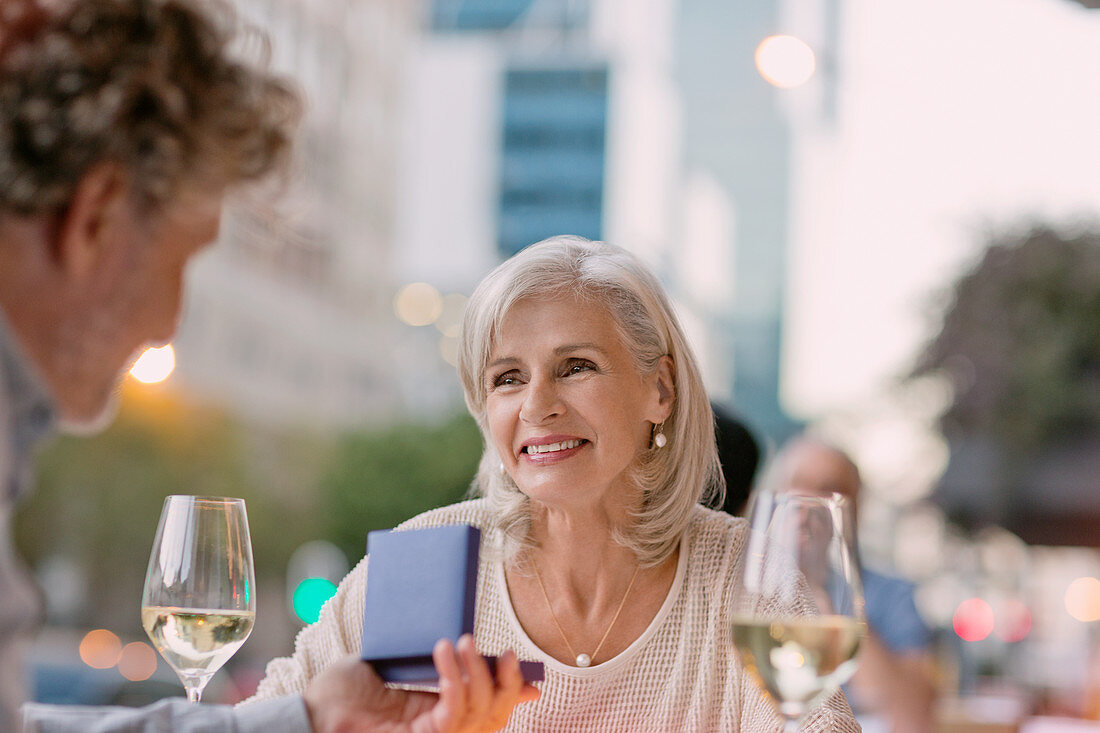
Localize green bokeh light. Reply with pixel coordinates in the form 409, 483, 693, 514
292, 578, 338, 624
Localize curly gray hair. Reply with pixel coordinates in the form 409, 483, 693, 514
0, 0, 299, 215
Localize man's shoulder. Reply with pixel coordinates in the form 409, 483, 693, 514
862, 566, 917, 601
862, 566, 933, 652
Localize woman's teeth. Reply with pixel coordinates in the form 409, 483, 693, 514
525, 439, 584, 454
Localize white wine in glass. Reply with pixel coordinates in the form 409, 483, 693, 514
731, 491, 865, 731
142, 496, 256, 702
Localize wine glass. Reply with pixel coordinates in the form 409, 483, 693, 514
731, 490, 865, 731
141, 496, 256, 703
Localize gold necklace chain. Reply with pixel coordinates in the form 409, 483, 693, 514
531, 561, 641, 668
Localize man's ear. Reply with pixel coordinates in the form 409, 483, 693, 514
648, 354, 675, 423
54, 162, 132, 281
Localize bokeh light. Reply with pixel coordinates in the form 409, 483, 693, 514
394, 283, 443, 326
117, 641, 158, 681
754, 35, 816, 89
129, 345, 175, 384
434, 293, 468, 337
439, 335, 460, 367
953, 598, 995, 642
292, 577, 338, 625
1065, 576, 1100, 622
79, 629, 122, 669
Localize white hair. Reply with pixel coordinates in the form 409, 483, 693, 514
457, 236, 723, 567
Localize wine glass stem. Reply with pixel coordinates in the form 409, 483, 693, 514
184, 677, 209, 703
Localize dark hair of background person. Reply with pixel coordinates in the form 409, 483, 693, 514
0, 0, 300, 217
709, 402, 761, 516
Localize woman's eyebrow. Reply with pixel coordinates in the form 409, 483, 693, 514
485, 356, 519, 371
553, 343, 608, 357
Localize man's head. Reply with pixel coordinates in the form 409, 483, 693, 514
0, 0, 299, 427
769, 435, 862, 506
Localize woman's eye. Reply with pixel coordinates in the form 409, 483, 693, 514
492, 372, 520, 388
565, 360, 594, 375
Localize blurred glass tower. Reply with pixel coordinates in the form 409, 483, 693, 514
428, 0, 607, 258
398, 0, 683, 311
498, 66, 608, 256
431, 0, 536, 29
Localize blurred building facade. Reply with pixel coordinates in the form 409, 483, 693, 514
167, 0, 834, 444
390, 0, 684, 412
395, 0, 815, 443
172, 0, 419, 429
413, 0, 851, 445
392, 0, 678, 283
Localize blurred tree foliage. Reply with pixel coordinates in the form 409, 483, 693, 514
319, 412, 483, 562
14, 380, 483, 630
14, 385, 329, 630
911, 225, 1100, 453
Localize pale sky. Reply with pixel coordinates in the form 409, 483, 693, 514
785, 0, 1100, 418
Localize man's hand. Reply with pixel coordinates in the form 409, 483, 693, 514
303, 635, 540, 733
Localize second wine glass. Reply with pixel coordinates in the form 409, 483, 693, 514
141, 495, 256, 703
731, 490, 865, 731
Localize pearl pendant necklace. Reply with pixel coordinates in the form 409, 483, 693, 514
532, 562, 641, 668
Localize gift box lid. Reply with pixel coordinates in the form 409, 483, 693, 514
360, 524, 480, 664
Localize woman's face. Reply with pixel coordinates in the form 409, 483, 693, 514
484, 295, 671, 512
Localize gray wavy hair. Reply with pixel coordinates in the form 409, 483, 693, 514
457, 236, 724, 567
0, 0, 299, 215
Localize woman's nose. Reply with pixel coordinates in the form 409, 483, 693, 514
519, 375, 563, 424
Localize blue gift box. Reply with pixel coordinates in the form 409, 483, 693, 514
360, 524, 543, 685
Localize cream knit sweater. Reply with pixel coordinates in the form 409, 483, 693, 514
247, 499, 860, 732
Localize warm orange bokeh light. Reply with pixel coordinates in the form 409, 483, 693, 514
118, 641, 158, 681
79, 629, 122, 669
394, 282, 443, 326
129, 344, 176, 384
1066, 577, 1100, 623
754, 35, 816, 89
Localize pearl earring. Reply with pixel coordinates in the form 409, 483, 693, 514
653, 422, 667, 448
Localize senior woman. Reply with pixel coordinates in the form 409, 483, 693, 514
247, 236, 858, 731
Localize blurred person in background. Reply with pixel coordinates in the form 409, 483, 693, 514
709, 402, 761, 516
242, 236, 860, 732
0, 0, 535, 730
767, 435, 937, 733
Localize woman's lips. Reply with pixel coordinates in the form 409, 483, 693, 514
520, 438, 589, 464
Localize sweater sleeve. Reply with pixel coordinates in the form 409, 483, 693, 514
244, 556, 369, 703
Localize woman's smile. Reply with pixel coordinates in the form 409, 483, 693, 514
520, 436, 590, 464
